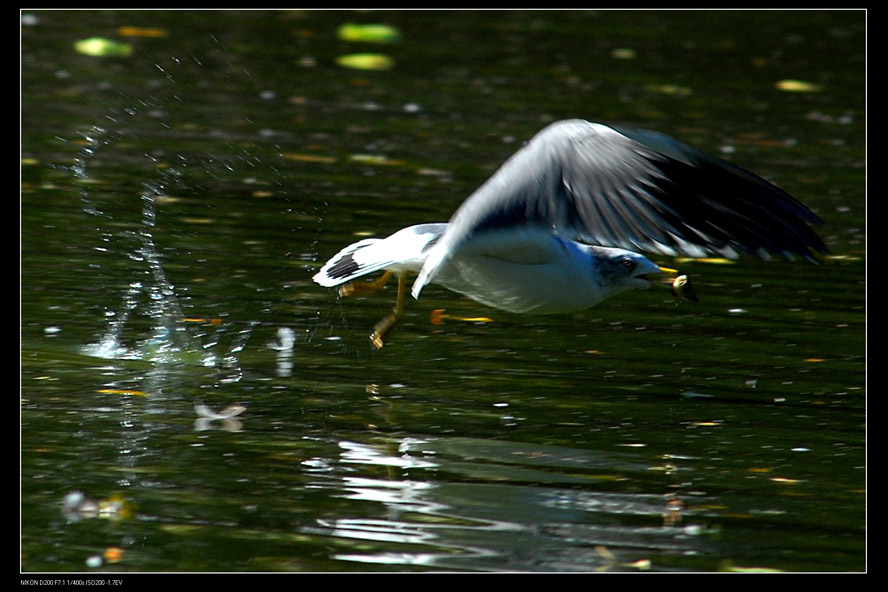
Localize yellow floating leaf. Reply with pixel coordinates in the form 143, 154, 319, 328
349, 153, 403, 166
98, 494, 134, 520
159, 524, 203, 535
337, 23, 401, 43
117, 26, 167, 38
283, 152, 337, 164
823, 254, 861, 262
74, 37, 133, 57
776, 79, 823, 92
647, 83, 692, 96
182, 317, 222, 325
595, 546, 615, 561
725, 564, 783, 573
770, 477, 802, 484
674, 257, 736, 265
336, 53, 394, 71
98, 389, 148, 397
430, 309, 493, 324
695, 503, 728, 511
416, 167, 449, 177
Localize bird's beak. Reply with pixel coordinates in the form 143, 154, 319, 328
634, 264, 676, 289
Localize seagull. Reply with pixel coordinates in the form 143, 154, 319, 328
313, 119, 826, 348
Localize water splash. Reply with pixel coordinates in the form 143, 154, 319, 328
75, 126, 255, 372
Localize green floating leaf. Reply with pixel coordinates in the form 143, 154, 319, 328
336, 53, 394, 71
775, 79, 823, 92
74, 37, 133, 57
610, 48, 637, 60
646, 83, 692, 97
337, 22, 401, 43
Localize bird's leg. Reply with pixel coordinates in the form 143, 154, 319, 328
338, 271, 394, 298
370, 272, 409, 349
335, 270, 408, 348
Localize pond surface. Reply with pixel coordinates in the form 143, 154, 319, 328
21, 10, 866, 573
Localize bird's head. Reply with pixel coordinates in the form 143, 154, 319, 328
591, 247, 672, 294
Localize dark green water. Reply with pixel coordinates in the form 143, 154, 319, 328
22, 10, 865, 573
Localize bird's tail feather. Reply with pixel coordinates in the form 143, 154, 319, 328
312, 238, 385, 287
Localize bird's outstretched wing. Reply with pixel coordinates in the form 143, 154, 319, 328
412, 119, 826, 298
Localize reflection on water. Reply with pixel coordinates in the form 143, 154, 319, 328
193, 401, 247, 432
300, 437, 709, 571
268, 327, 297, 377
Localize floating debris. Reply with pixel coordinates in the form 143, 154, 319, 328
62, 491, 133, 521
104, 547, 123, 564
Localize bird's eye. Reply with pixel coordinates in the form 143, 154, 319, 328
621, 259, 636, 271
